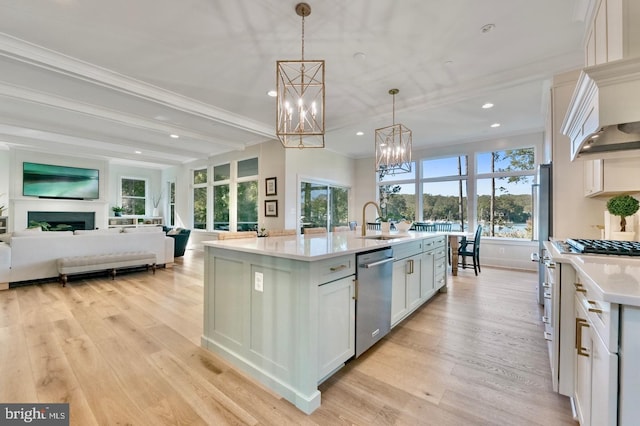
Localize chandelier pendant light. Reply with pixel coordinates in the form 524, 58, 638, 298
276, 2, 325, 149
375, 88, 412, 173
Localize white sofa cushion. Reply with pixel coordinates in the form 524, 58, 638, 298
7, 231, 173, 283
122, 226, 163, 233
12, 230, 73, 237
74, 228, 122, 235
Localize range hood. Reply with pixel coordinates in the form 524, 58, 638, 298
561, 56, 640, 161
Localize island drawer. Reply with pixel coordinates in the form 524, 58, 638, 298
314, 254, 356, 283
575, 272, 619, 353
423, 236, 446, 252
393, 240, 423, 260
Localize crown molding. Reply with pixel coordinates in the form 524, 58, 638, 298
0, 33, 275, 139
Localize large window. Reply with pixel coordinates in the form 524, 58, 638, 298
212, 163, 230, 230
193, 169, 207, 229
422, 156, 467, 231
168, 181, 175, 226
192, 158, 259, 231
300, 181, 349, 231
378, 165, 416, 221
236, 158, 258, 231
121, 177, 146, 215
476, 148, 535, 238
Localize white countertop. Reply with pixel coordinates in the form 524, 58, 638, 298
545, 240, 640, 306
204, 231, 446, 261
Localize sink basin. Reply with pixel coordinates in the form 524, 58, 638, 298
362, 235, 409, 240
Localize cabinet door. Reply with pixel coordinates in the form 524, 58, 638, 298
590, 323, 618, 426
583, 159, 603, 197
406, 255, 422, 310
420, 250, 435, 299
391, 260, 409, 326
318, 276, 355, 381
574, 301, 592, 426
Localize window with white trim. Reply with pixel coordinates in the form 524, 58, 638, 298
120, 177, 147, 215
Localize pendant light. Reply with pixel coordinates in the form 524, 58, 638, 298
375, 89, 412, 173
276, 3, 325, 148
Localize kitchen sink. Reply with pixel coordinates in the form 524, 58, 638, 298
362, 235, 409, 240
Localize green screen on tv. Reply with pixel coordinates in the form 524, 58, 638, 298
23, 162, 100, 199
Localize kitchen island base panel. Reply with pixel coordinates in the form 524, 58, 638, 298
201, 335, 321, 414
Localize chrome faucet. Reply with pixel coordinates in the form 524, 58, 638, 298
361, 201, 382, 237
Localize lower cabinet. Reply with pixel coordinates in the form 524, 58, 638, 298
573, 273, 619, 426
318, 276, 355, 381
391, 253, 422, 326
391, 236, 447, 328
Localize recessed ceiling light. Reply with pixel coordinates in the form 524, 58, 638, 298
267, 90, 277, 97
444, 60, 454, 66
353, 52, 366, 61
170, 134, 179, 139
481, 23, 495, 33
135, 150, 142, 154
490, 123, 501, 128
482, 103, 494, 109
356, 131, 364, 136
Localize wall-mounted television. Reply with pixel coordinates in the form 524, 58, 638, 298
23, 162, 100, 200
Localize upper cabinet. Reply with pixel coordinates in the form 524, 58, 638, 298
585, 0, 640, 66
583, 157, 640, 197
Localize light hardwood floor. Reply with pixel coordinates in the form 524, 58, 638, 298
0, 249, 576, 425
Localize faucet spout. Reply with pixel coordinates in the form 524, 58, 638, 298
361, 201, 382, 237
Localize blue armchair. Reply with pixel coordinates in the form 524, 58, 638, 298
164, 227, 191, 257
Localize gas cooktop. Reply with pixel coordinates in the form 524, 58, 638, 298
562, 238, 640, 256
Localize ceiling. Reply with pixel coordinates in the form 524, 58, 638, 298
0, 0, 590, 168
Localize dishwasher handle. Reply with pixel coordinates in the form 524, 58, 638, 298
361, 257, 395, 268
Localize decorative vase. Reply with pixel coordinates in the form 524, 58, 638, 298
381, 221, 391, 234
152, 207, 159, 217
114, 211, 122, 217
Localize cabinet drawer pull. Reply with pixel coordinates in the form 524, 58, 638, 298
542, 282, 551, 289
575, 288, 587, 293
588, 307, 603, 314
329, 264, 348, 272
543, 292, 552, 300
541, 316, 550, 324
575, 318, 590, 357
543, 331, 552, 341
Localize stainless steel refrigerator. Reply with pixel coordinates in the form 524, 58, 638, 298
531, 163, 552, 305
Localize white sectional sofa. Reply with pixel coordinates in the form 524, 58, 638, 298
0, 227, 174, 287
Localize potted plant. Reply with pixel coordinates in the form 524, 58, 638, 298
606, 194, 639, 241
377, 215, 392, 234
112, 206, 124, 217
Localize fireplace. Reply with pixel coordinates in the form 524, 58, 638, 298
28, 211, 95, 231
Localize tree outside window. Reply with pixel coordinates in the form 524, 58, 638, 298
476, 148, 535, 238
193, 169, 207, 230
121, 178, 146, 215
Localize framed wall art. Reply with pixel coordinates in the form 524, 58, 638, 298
265, 177, 277, 196
265, 200, 278, 217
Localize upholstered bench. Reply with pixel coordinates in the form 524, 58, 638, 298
57, 251, 156, 286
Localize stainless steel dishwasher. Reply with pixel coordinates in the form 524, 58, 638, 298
355, 247, 394, 358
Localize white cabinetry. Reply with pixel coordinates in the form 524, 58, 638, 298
318, 276, 355, 381
391, 240, 423, 327
583, 157, 640, 197
573, 273, 619, 426
585, 0, 640, 66
391, 236, 447, 328
422, 236, 446, 298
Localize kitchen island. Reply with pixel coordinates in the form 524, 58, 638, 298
201, 231, 447, 413
544, 241, 640, 425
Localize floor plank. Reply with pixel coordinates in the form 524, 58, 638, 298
0, 249, 576, 425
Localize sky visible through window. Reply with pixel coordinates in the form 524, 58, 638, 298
381, 154, 533, 197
